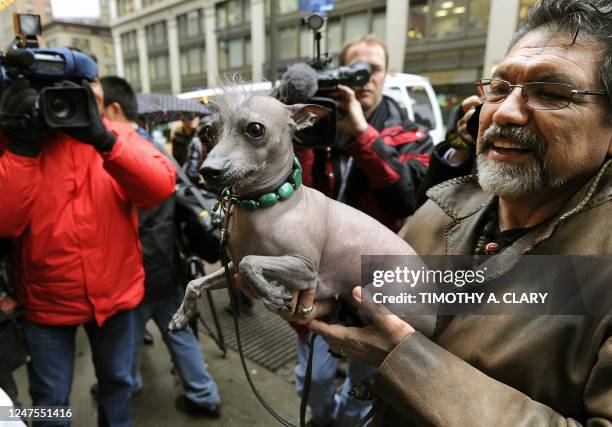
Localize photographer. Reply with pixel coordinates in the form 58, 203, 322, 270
293, 34, 433, 427
0, 53, 175, 427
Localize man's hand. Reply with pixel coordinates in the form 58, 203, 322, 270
308, 286, 415, 367
233, 274, 336, 324
456, 95, 482, 145
0, 79, 49, 156
335, 84, 369, 139
61, 81, 116, 153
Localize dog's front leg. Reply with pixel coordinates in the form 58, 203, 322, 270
168, 262, 235, 331
239, 255, 317, 312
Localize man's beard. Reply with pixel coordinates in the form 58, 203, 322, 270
476, 124, 567, 197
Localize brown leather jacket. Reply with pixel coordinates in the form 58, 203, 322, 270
370, 159, 612, 426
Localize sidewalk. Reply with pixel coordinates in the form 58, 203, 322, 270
13, 322, 301, 426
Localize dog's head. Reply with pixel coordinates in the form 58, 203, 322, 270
200, 89, 329, 190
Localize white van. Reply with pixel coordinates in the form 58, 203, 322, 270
179, 72, 445, 144
383, 72, 445, 144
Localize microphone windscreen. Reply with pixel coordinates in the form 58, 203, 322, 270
279, 63, 318, 104
4, 48, 35, 69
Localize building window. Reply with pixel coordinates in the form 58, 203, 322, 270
143, 0, 163, 7
467, 0, 489, 35
279, 26, 297, 60
46, 38, 57, 48
430, 0, 466, 40
124, 59, 140, 86
326, 18, 341, 56
408, 0, 427, 41
228, 38, 244, 68
121, 30, 137, 54
105, 64, 117, 76
299, 28, 311, 58
216, 3, 227, 29
218, 40, 228, 70
345, 12, 369, 42
180, 46, 206, 76
227, 0, 242, 26
117, 0, 134, 17
146, 21, 167, 48
178, 10, 203, 38
72, 37, 91, 53
278, 0, 297, 14
149, 54, 169, 80
103, 41, 114, 58
372, 9, 386, 40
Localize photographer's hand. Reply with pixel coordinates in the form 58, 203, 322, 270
0, 79, 48, 157
61, 80, 116, 153
335, 84, 368, 139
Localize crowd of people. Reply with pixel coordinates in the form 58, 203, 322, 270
0, 0, 610, 425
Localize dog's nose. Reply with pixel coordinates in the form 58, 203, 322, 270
201, 164, 229, 181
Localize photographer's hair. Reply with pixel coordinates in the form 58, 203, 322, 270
510, 0, 612, 114
100, 76, 139, 122
339, 34, 389, 70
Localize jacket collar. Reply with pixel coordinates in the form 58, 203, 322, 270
426, 158, 611, 257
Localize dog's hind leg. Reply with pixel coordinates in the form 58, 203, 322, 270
239, 255, 317, 311
169, 262, 234, 331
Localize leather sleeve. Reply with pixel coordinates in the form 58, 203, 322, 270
345, 125, 433, 218
0, 143, 42, 237
101, 126, 176, 209
372, 332, 612, 426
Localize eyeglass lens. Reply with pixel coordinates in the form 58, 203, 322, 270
480, 80, 574, 110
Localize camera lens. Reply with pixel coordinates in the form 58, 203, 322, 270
50, 97, 73, 120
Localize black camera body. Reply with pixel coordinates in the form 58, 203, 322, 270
0, 14, 98, 131
314, 61, 372, 93
289, 14, 372, 149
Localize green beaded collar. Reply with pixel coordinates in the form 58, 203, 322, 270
222, 156, 303, 212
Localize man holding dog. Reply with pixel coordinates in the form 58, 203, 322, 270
302, 0, 612, 424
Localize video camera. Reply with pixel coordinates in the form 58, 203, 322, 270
0, 13, 97, 131
282, 13, 372, 149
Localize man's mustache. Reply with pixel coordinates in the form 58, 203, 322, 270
479, 124, 546, 159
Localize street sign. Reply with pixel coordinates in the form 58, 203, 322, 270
299, 0, 334, 13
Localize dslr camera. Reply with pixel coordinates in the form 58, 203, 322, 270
289, 13, 372, 148
0, 13, 97, 131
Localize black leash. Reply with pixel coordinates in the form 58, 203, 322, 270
220, 240, 315, 427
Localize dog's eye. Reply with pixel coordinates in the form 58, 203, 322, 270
245, 122, 265, 139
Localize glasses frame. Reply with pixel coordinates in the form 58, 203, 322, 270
475, 78, 608, 111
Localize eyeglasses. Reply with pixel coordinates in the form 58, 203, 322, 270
475, 79, 608, 111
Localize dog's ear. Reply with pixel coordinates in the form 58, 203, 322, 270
288, 104, 331, 131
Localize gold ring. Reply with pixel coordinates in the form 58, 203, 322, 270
298, 305, 314, 319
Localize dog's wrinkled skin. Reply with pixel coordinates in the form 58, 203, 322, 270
169, 92, 436, 336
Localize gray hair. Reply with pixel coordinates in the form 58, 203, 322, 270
509, 0, 612, 116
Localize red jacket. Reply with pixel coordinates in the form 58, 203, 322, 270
0, 120, 176, 326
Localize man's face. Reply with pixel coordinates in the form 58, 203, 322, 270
476, 28, 612, 198
343, 42, 387, 114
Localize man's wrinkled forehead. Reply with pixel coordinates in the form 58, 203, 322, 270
494, 29, 602, 85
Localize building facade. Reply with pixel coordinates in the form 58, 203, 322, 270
110, 0, 538, 117
42, 20, 116, 77
0, 0, 53, 51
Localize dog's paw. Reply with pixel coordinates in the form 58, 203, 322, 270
168, 310, 189, 332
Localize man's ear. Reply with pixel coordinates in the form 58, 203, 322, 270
105, 102, 124, 121
288, 104, 331, 131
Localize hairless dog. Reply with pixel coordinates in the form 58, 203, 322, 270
169, 89, 436, 336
